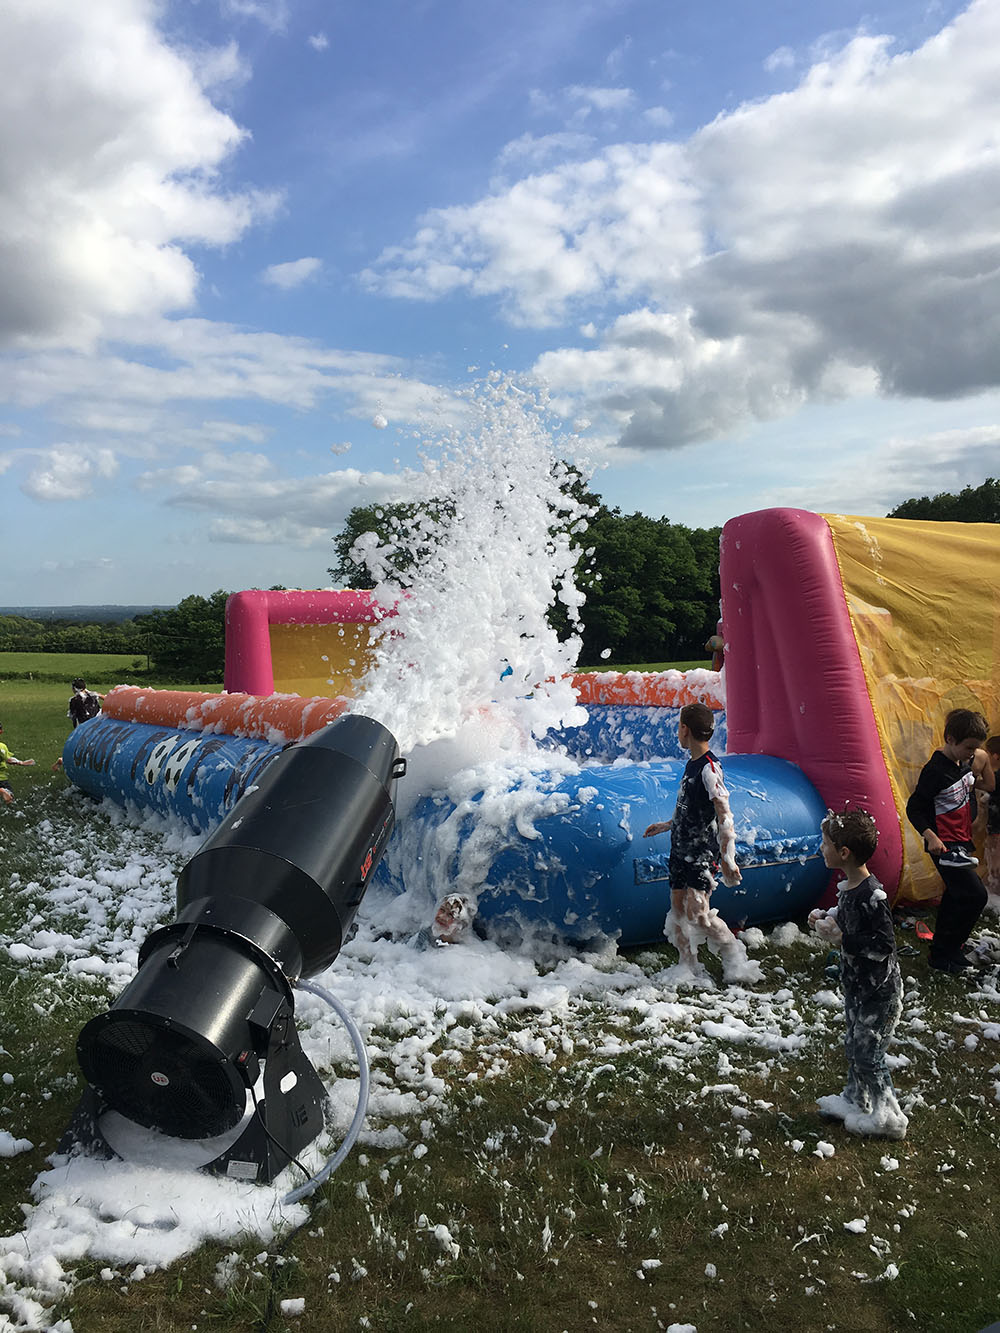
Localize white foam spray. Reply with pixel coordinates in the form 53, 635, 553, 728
352, 376, 589, 755
348, 377, 592, 928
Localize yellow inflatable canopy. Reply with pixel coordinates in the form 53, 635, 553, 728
827, 514, 1000, 901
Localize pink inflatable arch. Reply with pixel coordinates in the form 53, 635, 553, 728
224, 589, 386, 696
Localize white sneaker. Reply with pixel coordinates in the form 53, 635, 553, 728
938, 847, 979, 868
843, 1092, 909, 1140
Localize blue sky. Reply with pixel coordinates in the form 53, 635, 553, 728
2, 0, 998, 606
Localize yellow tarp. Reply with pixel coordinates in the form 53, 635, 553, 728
826, 514, 1000, 901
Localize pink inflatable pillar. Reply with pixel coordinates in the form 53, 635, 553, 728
720, 509, 903, 896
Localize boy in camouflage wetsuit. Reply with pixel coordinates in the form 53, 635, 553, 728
810, 809, 908, 1139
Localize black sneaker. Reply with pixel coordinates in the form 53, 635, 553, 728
938, 847, 979, 868
929, 955, 973, 975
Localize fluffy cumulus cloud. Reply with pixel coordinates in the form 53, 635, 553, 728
364, 142, 702, 327
20, 446, 119, 501
366, 0, 1000, 450
0, 0, 274, 349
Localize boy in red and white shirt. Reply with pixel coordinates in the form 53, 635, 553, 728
906, 708, 994, 974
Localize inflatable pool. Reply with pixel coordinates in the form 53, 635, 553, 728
64, 677, 823, 947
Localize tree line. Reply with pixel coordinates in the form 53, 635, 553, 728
886, 476, 999, 522
327, 487, 723, 664
326, 474, 998, 665
4, 476, 996, 678
0, 592, 230, 682
0, 614, 148, 657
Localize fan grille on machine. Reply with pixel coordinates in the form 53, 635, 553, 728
84, 1017, 244, 1140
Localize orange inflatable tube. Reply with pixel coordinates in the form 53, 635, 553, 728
103, 686, 349, 742
570, 670, 724, 711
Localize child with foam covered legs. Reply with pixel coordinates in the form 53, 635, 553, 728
644, 702, 761, 985
809, 808, 908, 1140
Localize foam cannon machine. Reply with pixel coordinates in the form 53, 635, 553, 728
62, 715, 405, 1190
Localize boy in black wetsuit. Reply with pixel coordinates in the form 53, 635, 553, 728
643, 702, 760, 983
810, 808, 908, 1139
906, 708, 994, 974
68, 679, 103, 728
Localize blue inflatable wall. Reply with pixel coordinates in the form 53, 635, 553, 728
377, 753, 827, 947
63, 716, 285, 833
542, 705, 727, 763
64, 713, 827, 947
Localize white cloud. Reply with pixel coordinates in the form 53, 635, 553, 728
363, 142, 701, 326
198, 420, 270, 445
493, 132, 595, 176
262, 257, 324, 289
0, 0, 276, 349
136, 450, 274, 493
184, 39, 251, 97
642, 106, 674, 129
0, 314, 468, 524
221, 0, 289, 30
778, 422, 1000, 515
604, 37, 632, 80
764, 45, 797, 73
308, 32, 329, 52
365, 0, 1000, 448
565, 85, 636, 114
20, 446, 119, 501
0, 317, 456, 423
166, 467, 430, 548
39, 554, 115, 575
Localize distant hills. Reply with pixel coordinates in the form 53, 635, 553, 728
0, 605, 171, 624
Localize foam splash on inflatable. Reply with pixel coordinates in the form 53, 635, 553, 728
65, 381, 1000, 944
350, 380, 588, 757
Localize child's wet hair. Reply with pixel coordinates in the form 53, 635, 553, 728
822, 808, 878, 863
943, 708, 988, 744
679, 701, 715, 741
986, 735, 1000, 757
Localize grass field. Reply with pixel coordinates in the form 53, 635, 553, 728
2, 661, 999, 1331
0, 655, 221, 790
0, 650, 150, 681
